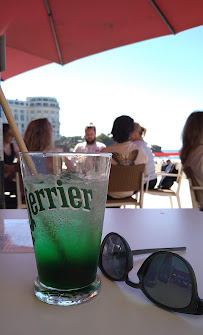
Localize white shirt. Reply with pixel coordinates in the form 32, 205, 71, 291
133, 140, 156, 182
74, 141, 106, 153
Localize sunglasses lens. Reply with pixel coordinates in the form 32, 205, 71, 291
142, 253, 192, 309
101, 234, 127, 280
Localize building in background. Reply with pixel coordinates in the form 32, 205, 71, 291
2, 97, 60, 140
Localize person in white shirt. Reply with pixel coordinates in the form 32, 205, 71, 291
74, 123, 106, 153
180, 111, 203, 210
131, 122, 157, 189
101, 115, 147, 199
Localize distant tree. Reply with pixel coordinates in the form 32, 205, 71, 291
96, 133, 114, 147
55, 133, 115, 151
55, 136, 83, 152
68, 136, 84, 145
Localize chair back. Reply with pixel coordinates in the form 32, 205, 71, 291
184, 166, 202, 206
175, 164, 183, 194
106, 163, 145, 208
175, 163, 183, 183
144, 163, 183, 208
108, 164, 145, 192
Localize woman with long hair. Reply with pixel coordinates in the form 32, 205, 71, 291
23, 118, 58, 174
180, 111, 203, 210
24, 118, 54, 151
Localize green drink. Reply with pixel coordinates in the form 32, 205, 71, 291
20, 153, 111, 305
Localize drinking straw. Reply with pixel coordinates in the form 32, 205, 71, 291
0, 87, 37, 175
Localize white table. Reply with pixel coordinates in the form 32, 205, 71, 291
0, 208, 203, 335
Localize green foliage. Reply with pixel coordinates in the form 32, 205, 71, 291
55, 136, 83, 152
55, 135, 161, 152
55, 133, 114, 151
96, 133, 114, 146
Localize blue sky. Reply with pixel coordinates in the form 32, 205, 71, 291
1, 25, 203, 150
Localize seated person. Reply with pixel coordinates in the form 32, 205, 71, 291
24, 118, 55, 152
74, 123, 106, 153
3, 123, 19, 208
161, 159, 172, 171
24, 118, 74, 172
101, 115, 147, 199
131, 122, 157, 190
24, 118, 57, 174
180, 111, 203, 211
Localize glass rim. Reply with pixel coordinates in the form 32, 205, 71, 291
19, 152, 112, 158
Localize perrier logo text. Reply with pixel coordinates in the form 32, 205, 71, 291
25, 179, 93, 216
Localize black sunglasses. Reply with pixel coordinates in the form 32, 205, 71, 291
99, 232, 203, 315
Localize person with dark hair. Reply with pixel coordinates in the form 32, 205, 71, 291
161, 159, 172, 171
3, 123, 19, 164
111, 115, 135, 143
3, 123, 19, 208
101, 115, 147, 199
74, 123, 106, 153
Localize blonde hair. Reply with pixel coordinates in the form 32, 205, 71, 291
134, 122, 147, 138
180, 111, 203, 164
24, 118, 54, 151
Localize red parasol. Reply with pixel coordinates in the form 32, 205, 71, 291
1, 0, 203, 81
0, 0, 203, 207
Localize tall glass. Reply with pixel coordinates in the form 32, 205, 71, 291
19, 152, 111, 306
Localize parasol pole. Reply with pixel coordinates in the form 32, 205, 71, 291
0, 86, 37, 175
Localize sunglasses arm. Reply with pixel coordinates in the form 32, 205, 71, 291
125, 276, 140, 289
132, 246, 186, 256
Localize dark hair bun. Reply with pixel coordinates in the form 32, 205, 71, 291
111, 115, 134, 143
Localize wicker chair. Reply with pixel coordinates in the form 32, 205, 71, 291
106, 164, 145, 208
144, 164, 183, 208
